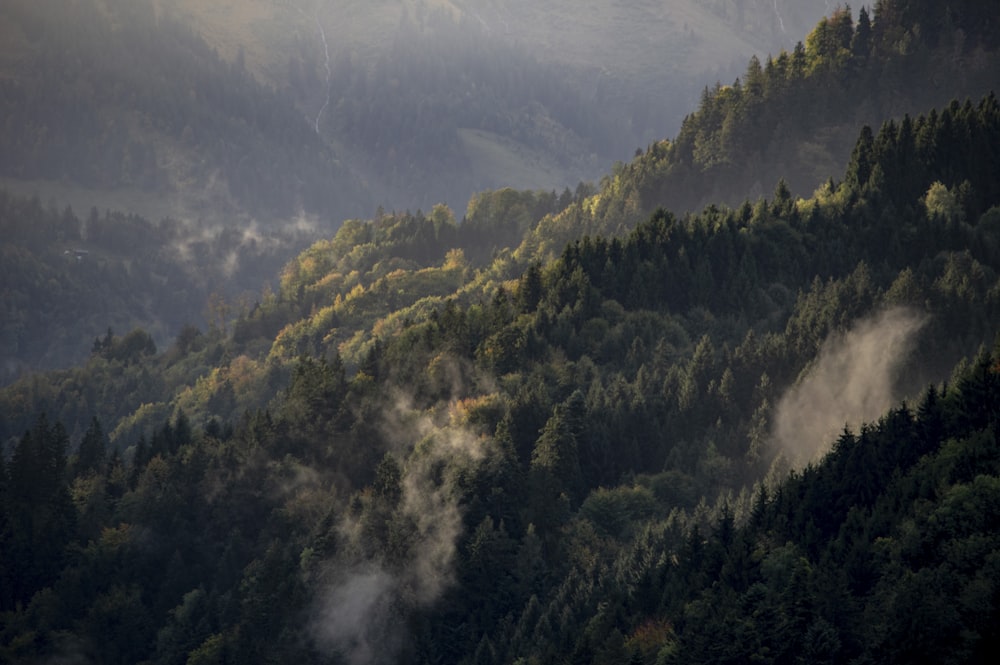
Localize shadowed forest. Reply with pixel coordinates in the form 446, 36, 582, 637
2, 1, 1000, 663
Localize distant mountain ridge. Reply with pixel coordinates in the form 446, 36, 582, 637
0, 0, 368, 225
0, 0, 834, 222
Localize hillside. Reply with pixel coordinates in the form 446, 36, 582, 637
512, 1, 1000, 261
2, 1, 1000, 662
0, 0, 834, 222
2, 89, 1000, 661
4, 1, 1000, 384
0, 191, 322, 384
0, 0, 371, 224
164, 0, 834, 146
163, 0, 829, 89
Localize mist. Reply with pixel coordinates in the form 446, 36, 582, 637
312, 567, 398, 665
771, 307, 929, 467
310, 390, 491, 664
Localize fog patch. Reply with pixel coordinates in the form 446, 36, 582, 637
771, 307, 928, 467
311, 389, 491, 663
313, 567, 398, 665
159, 211, 329, 289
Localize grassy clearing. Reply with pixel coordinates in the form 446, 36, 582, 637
457, 128, 584, 193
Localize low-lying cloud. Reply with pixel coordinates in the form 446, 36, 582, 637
771, 306, 928, 466
311, 389, 491, 664
313, 567, 398, 664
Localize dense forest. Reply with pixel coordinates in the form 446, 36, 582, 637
518, 0, 1000, 259
0, 191, 325, 384
2, 1, 1000, 663
2, 93, 999, 664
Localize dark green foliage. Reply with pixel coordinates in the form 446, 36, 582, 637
555, 0, 1000, 245
477, 351, 1000, 665
0, 191, 311, 386
74, 416, 107, 477
2, 3, 1000, 663
1, 415, 75, 611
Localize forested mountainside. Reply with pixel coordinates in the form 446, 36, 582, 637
2, 1, 1000, 663
5, 0, 1000, 383
0, 191, 320, 384
520, 0, 1000, 257
2, 87, 999, 662
0, 0, 367, 223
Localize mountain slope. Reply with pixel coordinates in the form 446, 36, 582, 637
3, 1, 998, 393
2, 91, 999, 663
2, 4, 1000, 661
512, 1, 1000, 263
0, 0, 836, 222
164, 0, 832, 97
0, 0, 368, 223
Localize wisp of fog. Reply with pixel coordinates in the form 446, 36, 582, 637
771, 306, 928, 467
310, 387, 490, 664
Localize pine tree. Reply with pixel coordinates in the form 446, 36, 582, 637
75, 416, 107, 476
852, 6, 873, 57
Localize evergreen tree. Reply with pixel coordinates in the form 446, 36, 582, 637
75, 416, 107, 476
